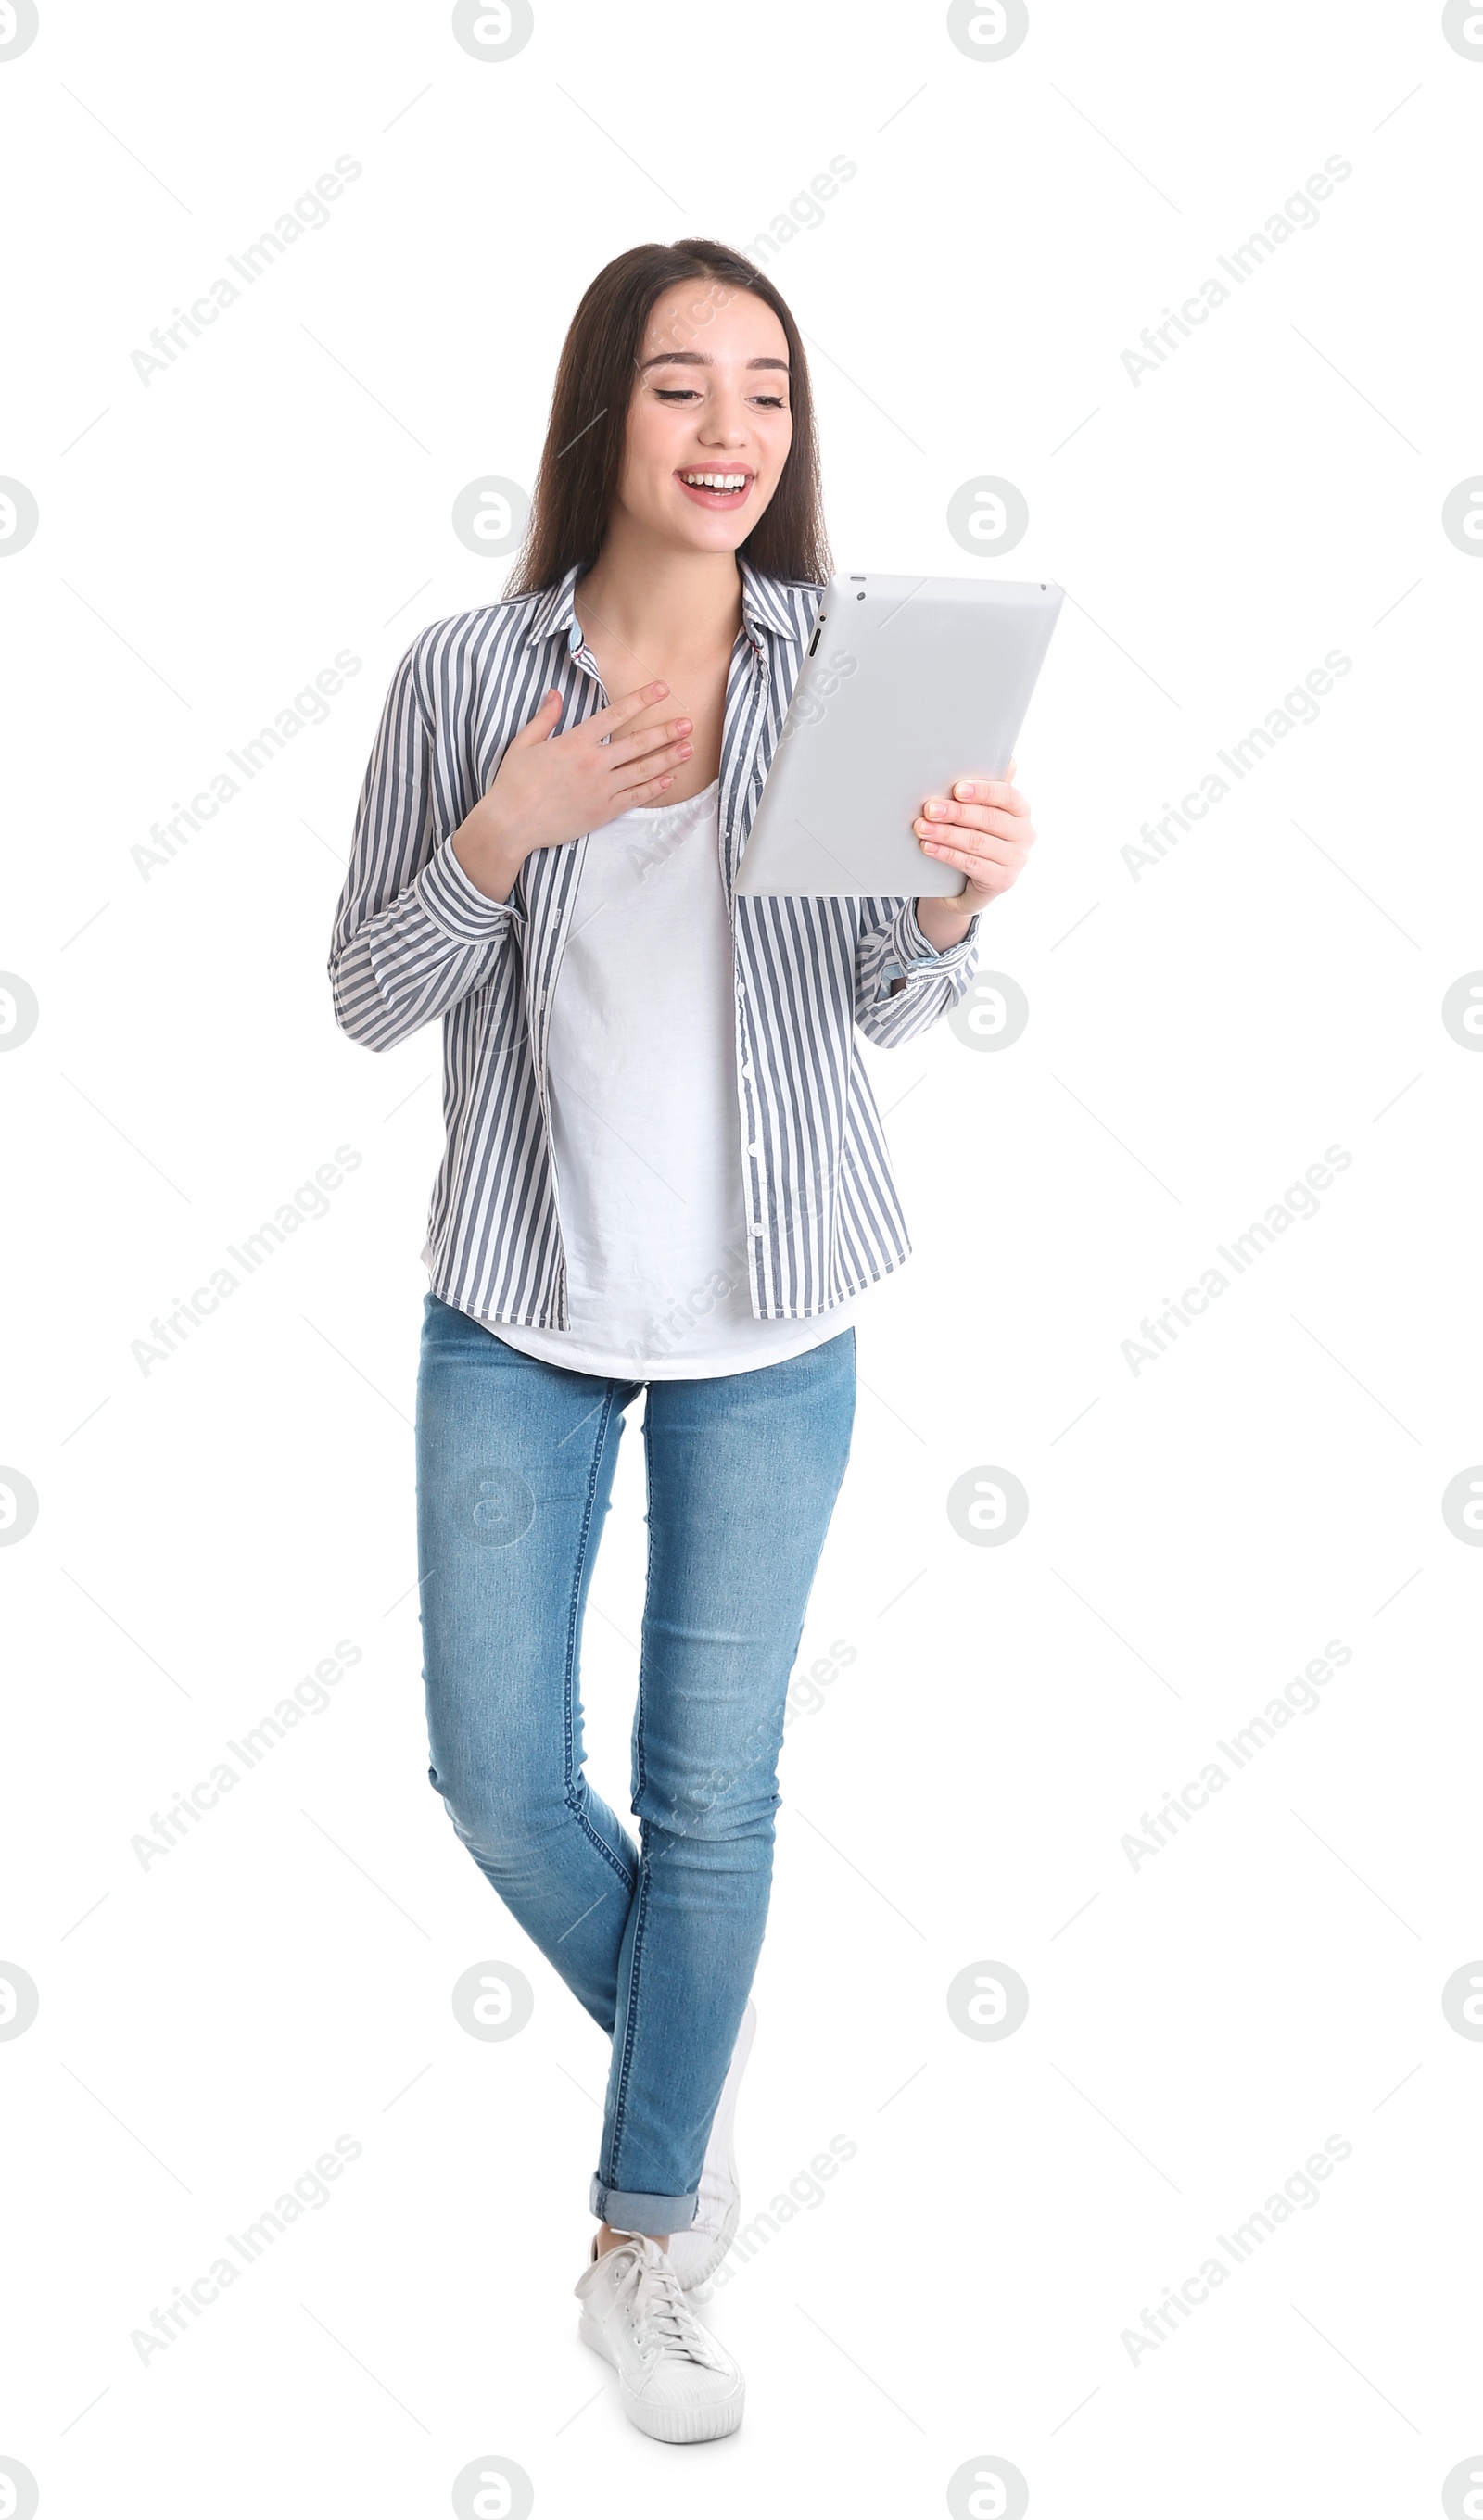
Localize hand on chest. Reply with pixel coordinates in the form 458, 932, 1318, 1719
577, 627, 735, 804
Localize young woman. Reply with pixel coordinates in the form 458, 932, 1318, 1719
329, 238, 1036, 2444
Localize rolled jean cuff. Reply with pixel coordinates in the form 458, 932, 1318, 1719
590, 2174, 698, 2235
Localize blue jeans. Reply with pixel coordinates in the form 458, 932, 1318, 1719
414, 1293, 856, 2233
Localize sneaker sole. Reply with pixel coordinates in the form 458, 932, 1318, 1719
579, 2312, 745, 2443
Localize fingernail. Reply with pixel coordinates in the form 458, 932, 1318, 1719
957, 782, 975, 798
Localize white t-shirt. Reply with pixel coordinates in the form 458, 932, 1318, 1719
486, 778, 862, 1379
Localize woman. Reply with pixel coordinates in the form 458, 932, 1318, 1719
328, 237, 1036, 2444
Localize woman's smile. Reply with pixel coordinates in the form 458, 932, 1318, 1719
674, 465, 754, 509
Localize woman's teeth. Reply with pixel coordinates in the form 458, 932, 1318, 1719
680, 472, 748, 490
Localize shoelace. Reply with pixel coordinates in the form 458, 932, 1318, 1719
611, 2244, 729, 2370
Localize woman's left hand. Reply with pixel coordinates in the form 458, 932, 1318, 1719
913, 757, 1035, 922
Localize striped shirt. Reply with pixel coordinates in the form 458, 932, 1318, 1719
328, 559, 982, 1331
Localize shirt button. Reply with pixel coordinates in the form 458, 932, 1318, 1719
741, 1061, 754, 1080
566, 625, 581, 652
747, 1140, 761, 1156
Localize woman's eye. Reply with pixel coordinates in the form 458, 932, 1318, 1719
652, 386, 787, 407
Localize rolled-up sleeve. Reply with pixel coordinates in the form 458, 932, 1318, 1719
328, 631, 521, 1052
853, 896, 981, 1046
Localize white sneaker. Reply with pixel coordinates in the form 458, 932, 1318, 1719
575, 2234, 745, 2442
668, 1999, 757, 2295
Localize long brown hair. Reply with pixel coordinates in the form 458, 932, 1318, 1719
504, 239, 831, 596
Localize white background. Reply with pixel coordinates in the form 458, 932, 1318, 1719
3, 2, 1482, 2513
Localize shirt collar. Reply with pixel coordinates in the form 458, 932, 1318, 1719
523, 557, 808, 657
738, 557, 808, 644
523, 565, 586, 653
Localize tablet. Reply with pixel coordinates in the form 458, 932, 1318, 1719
735, 572, 1064, 897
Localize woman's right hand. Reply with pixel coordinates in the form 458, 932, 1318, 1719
450, 681, 694, 902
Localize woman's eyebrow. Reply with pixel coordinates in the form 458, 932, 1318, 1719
636, 349, 790, 373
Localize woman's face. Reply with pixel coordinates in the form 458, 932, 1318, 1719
614, 280, 794, 557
